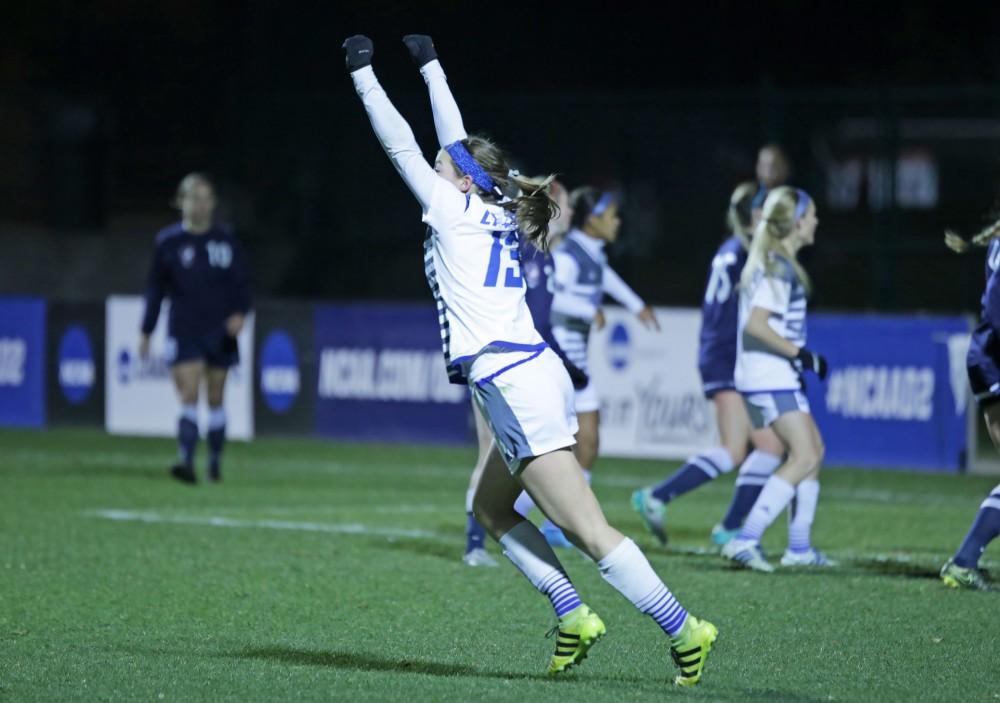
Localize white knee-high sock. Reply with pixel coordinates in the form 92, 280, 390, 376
787, 479, 820, 553
739, 475, 796, 542
499, 521, 581, 617
598, 538, 688, 637
465, 487, 476, 514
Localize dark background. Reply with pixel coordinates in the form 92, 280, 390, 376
3, 1, 999, 312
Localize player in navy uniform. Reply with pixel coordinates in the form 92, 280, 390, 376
941, 222, 1000, 590
140, 173, 252, 484
633, 183, 785, 546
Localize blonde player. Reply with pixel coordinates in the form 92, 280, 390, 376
721, 186, 833, 572
343, 34, 716, 685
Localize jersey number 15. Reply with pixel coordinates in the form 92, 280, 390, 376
484, 231, 523, 288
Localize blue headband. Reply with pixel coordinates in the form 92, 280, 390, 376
445, 141, 501, 197
591, 191, 615, 217
794, 189, 812, 220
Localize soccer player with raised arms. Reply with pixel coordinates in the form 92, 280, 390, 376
139, 174, 252, 484
343, 33, 717, 684
721, 186, 833, 571
940, 221, 1000, 591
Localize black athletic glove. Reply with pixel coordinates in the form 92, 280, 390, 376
564, 361, 589, 390
342, 35, 374, 72
402, 34, 437, 67
796, 348, 828, 381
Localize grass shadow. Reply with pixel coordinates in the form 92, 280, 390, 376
847, 558, 941, 580
229, 645, 597, 684
234, 646, 477, 677
232, 646, 829, 701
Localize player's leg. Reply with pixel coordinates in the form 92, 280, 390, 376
477, 352, 716, 684
205, 366, 228, 483
520, 450, 717, 686
713, 426, 784, 546
540, 387, 599, 548
779, 416, 833, 566
472, 445, 601, 674
169, 357, 204, 484
941, 401, 1000, 591
723, 392, 823, 571
463, 398, 498, 566
633, 390, 746, 545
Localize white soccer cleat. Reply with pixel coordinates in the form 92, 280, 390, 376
462, 548, 499, 567
722, 538, 775, 573
780, 548, 838, 567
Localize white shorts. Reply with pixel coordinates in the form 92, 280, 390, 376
472, 348, 579, 473
574, 379, 601, 414
743, 389, 810, 429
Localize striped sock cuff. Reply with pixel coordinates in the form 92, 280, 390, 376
981, 488, 1000, 512
539, 570, 582, 618
636, 583, 688, 637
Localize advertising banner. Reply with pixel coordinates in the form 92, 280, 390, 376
590, 306, 969, 471
105, 295, 254, 439
314, 303, 469, 444
588, 307, 718, 459
254, 300, 316, 436
806, 314, 969, 472
0, 297, 46, 428
47, 301, 105, 427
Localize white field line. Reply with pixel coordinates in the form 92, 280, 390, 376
88, 509, 997, 570
14, 446, 992, 508
90, 509, 452, 542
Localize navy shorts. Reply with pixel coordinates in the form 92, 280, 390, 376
968, 323, 1000, 408
698, 359, 737, 399
166, 330, 239, 369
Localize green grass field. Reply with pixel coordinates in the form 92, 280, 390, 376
2, 429, 999, 702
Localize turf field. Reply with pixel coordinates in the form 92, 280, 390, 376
2, 429, 998, 702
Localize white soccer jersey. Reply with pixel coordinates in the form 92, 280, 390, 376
422, 180, 544, 384
550, 229, 645, 372
735, 254, 808, 392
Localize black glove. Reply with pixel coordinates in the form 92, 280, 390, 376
564, 361, 589, 390
342, 35, 374, 72
402, 34, 437, 67
796, 348, 828, 381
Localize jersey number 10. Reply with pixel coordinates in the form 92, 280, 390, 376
483, 232, 523, 288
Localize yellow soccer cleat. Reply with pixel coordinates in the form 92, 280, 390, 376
670, 615, 718, 686
546, 604, 606, 675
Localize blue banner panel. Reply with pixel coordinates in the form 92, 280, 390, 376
314, 303, 470, 444
0, 297, 46, 428
806, 314, 970, 472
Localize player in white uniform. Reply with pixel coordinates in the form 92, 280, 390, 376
343, 34, 716, 685
722, 186, 833, 572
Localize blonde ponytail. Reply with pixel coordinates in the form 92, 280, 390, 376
944, 217, 1000, 254
741, 185, 812, 294
727, 181, 758, 248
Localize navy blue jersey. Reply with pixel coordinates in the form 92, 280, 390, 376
698, 235, 748, 375
520, 239, 556, 348
967, 239, 1000, 402
141, 222, 253, 338
980, 239, 1000, 330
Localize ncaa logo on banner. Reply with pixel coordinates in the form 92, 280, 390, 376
58, 325, 95, 404
260, 330, 300, 413
607, 322, 631, 371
